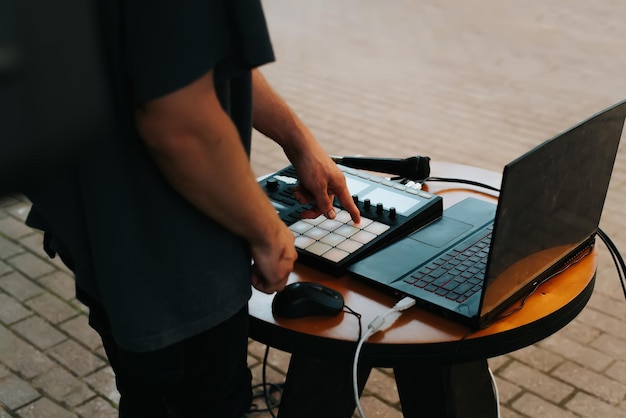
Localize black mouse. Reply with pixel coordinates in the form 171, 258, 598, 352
272, 282, 344, 318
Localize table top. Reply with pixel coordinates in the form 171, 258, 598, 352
248, 162, 597, 365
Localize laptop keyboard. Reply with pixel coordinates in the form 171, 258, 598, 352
403, 225, 493, 302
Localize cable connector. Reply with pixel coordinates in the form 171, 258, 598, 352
366, 297, 416, 334
367, 316, 385, 333
393, 296, 416, 312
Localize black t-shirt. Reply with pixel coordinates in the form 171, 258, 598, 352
26, 0, 275, 351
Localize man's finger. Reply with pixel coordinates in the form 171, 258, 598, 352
300, 207, 323, 219
335, 186, 361, 223
311, 189, 336, 219
292, 186, 314, 204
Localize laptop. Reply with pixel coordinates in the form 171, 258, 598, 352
347, 100, 626, 329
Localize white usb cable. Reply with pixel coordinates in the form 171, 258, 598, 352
352, 296, 417, 418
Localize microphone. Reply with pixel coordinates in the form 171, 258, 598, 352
331, 155, 431, 180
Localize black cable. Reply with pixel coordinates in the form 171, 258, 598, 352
247, 381, 283, 417
420, 176, 501, 193
246, 345, 283, 417
262, 345, 279, 418
597, 228, 626, 300
343, 304, 363, 341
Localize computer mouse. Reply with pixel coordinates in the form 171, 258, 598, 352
272, 282, 344, 319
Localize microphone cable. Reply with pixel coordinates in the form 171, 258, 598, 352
418, 176, 501, 193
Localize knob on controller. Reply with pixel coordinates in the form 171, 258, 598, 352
389, 207, 397, 219
376, 203, 384, 214
364, 199, 371, 210
266, 178, 279, 192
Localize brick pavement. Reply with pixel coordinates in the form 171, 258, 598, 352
2, 0, 626, 416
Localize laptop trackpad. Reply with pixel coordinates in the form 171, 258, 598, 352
410, 217, 473, 247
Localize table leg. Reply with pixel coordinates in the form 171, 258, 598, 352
394, 359, 498, 418
277, 353, 372, 418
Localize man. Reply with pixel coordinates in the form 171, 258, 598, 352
25, 0, 359, 416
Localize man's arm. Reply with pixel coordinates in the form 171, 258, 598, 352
135, 69, 296, 294
251, 70, 360, 224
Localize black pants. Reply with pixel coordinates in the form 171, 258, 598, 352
85, 296, 252, 418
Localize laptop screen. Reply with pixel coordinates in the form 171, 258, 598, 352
480, 101, 626, 317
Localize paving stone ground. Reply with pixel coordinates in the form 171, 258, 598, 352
2, 1, 626, 417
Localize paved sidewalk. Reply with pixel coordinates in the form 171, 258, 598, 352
2, 1, 626, 416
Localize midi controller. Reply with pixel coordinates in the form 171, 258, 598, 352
261, 165, 443, 275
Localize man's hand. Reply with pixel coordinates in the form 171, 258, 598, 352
250, 221, 297, 294
290, 147, 360, 223
250, 70, 360, 224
